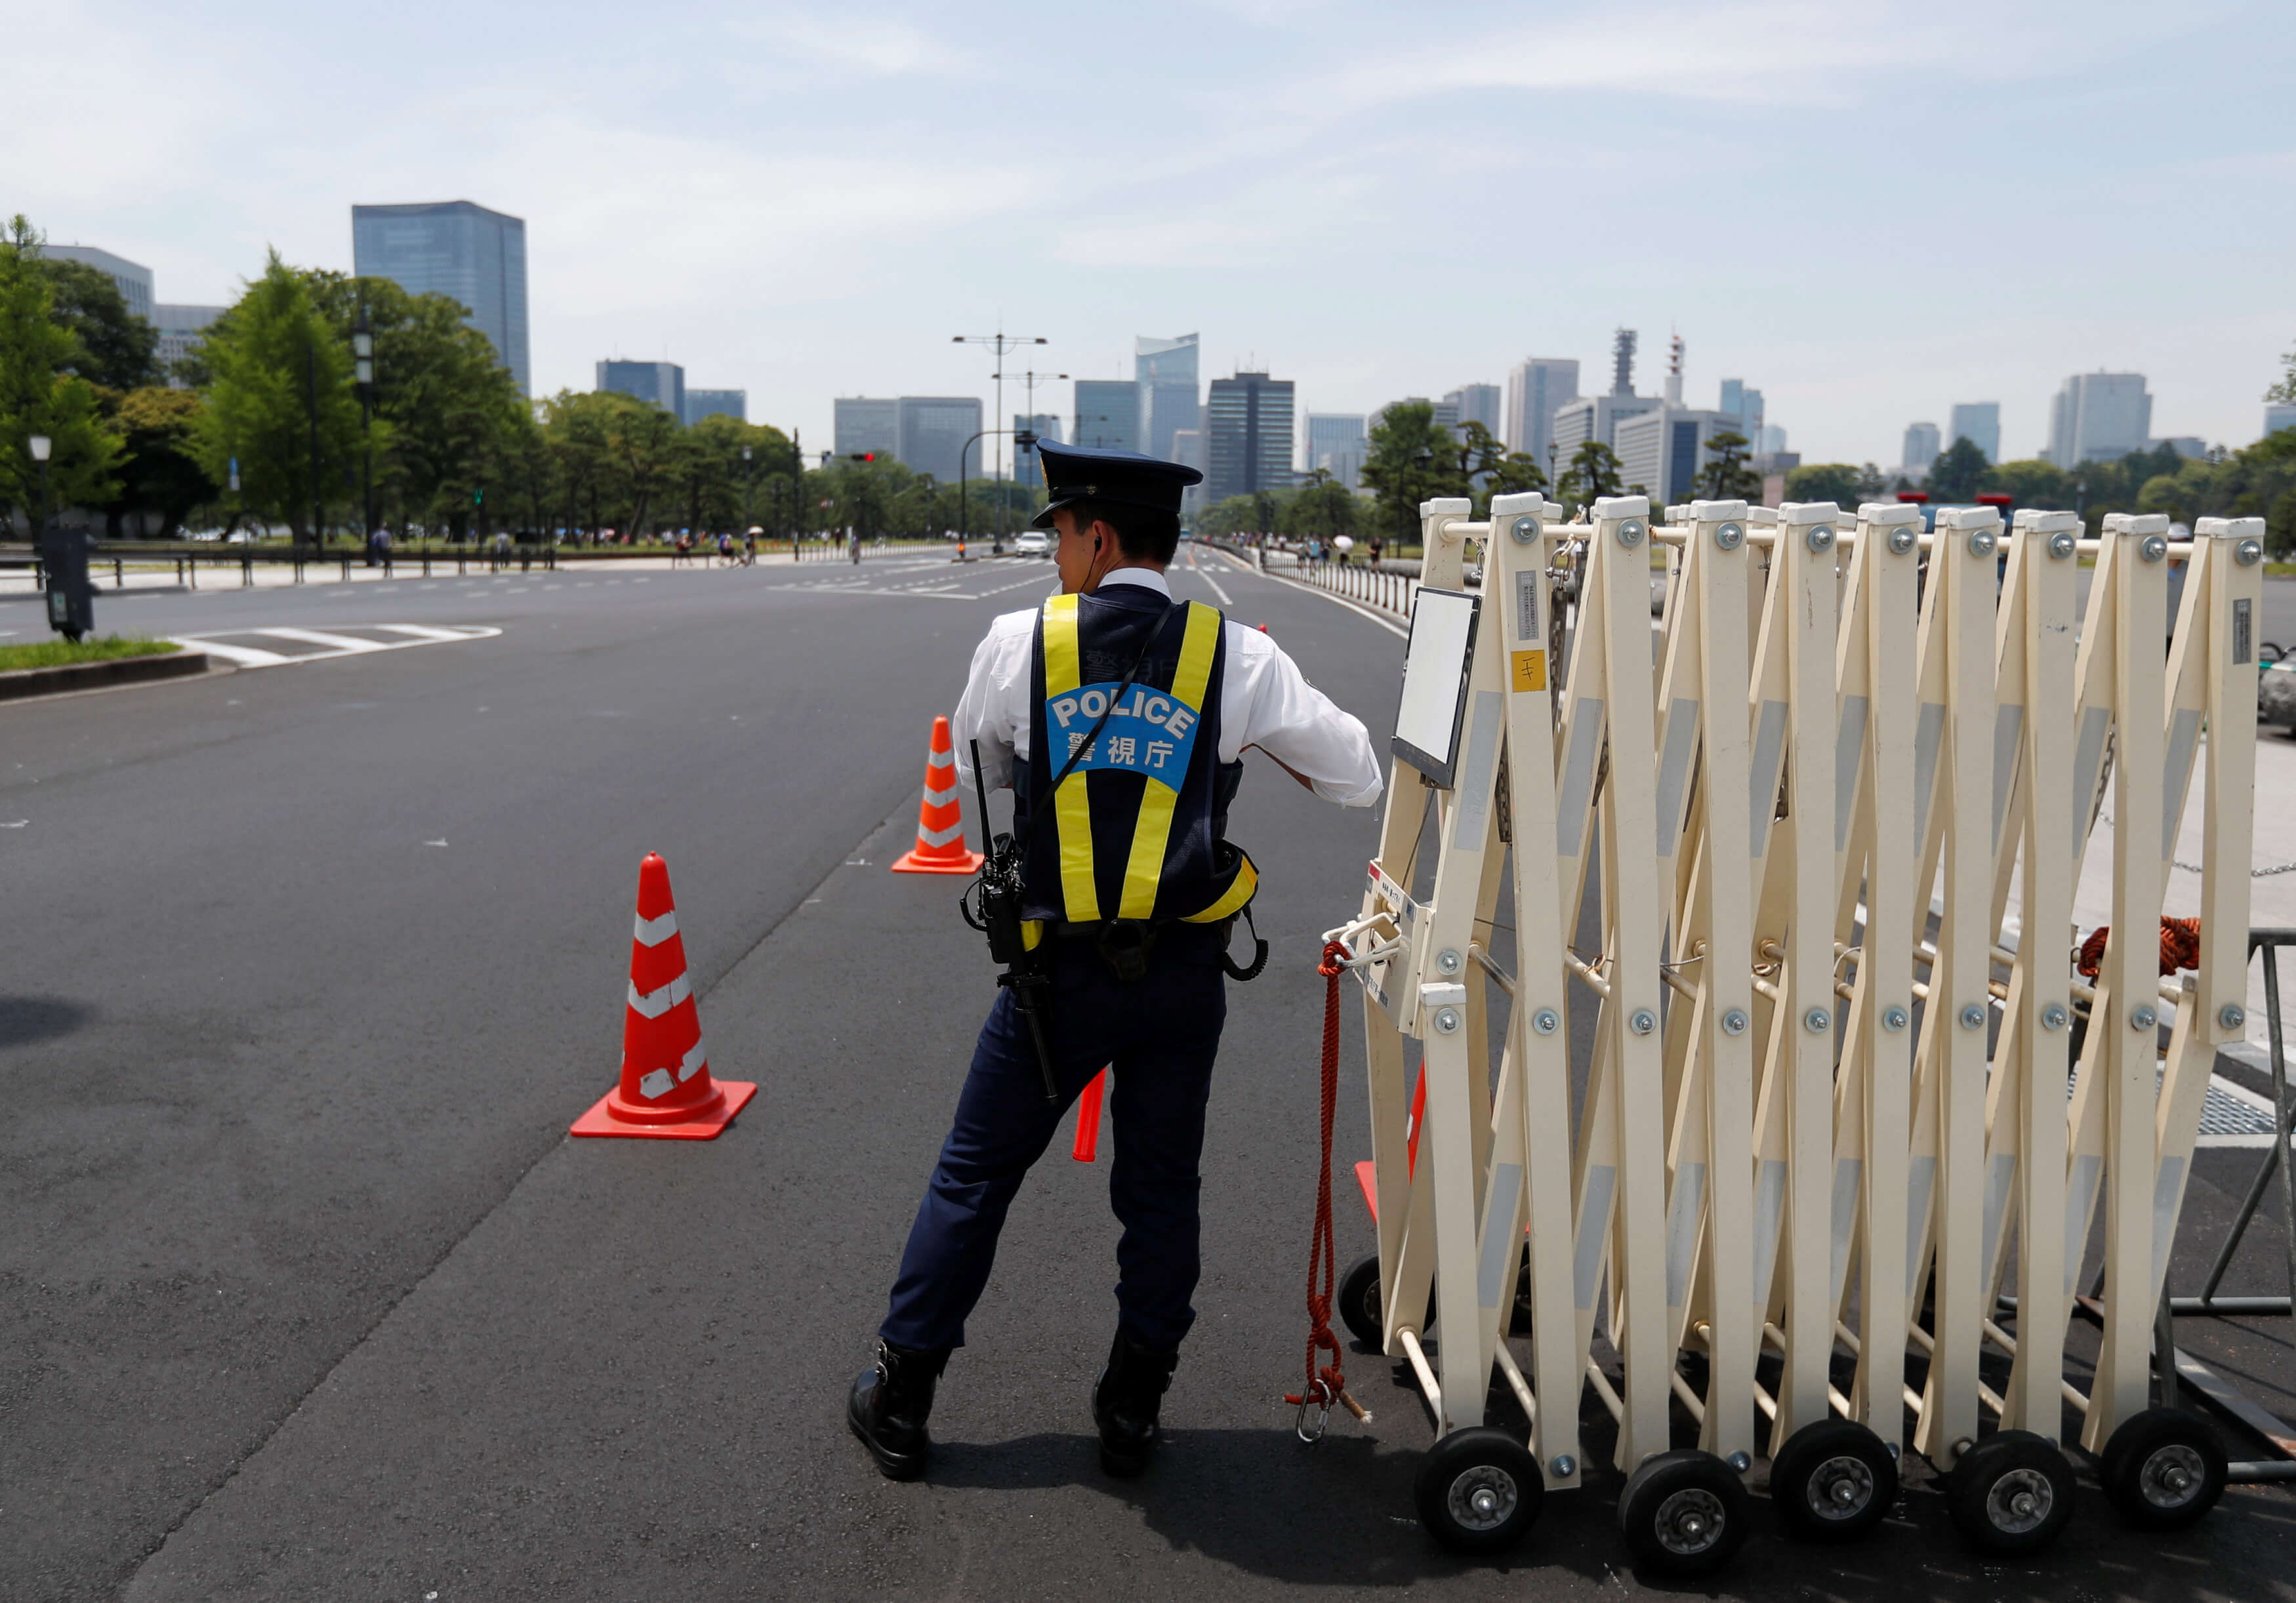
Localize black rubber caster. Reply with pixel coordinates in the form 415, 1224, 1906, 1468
1769, 1418, 1897, 1543
1414, 1427, 1543, 1555
1337, 1252, 1433, 1349
1618, 1448, 1750, 1579
1946, 1430, 2075, 1555
2100, 1407, 2227, 1530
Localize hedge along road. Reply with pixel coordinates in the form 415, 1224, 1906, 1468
8, 548, 2291, 1602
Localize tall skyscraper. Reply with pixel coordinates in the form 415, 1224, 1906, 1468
895, 396, 983, 481
1947, 402, 2001, 462
2045, 372, 2152, 466
2267, 403, 2296, 439
598, 360, 684, 417
1506, 358, 1580, 465
352, 201, 531, 394
1304, 413, 1367, 489
682, 390, 746, 425
1014, 413, 1063, 487
1205, 371, 1294, 502
1170, 428, 1207, 513
1717, 378, 1764, 441
45, 245, 154, 321
1074, 380, 1142, 451
1136, 333, 1200, 460
834, 397, 901, 460
1614, 406, 1738, 508
1902, 421, 1941, 473
154, 303, 226, 386
1443, 384, 1501, 436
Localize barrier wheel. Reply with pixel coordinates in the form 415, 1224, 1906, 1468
1337, 1253, 1435, 1349
1769, 1418, 1896, 1543
1414, 1427, 1542, 1554
2100, 1408, 2226, 1530
1618, 1449, 1749, 1579
1946, 1431, 2074, 1555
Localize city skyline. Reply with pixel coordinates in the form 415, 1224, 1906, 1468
11, 1, 2290, 464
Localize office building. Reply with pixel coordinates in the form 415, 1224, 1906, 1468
1717, 378, 1765, 441
352, 201, 530, 394
1947, 402, 2000, 462
1551, 392, 1659, 468
599, 360, 685, 418
1014, 413, 1063, 487
1613, 406, 1738, 508
682, 389, 746, 426
2267, 403, 2296, 439
46, 245, 154, 321
1205, 371, 1295, 502
2045, 371, 2152, 466
834, 397, 901, 460
1755, 425, 1789, 457
2150, 436, 2206, 460
1170, 427, 1207, 514
1304, 413, 1367, 489
154, 303, 226, 386
895, 396, 982, 482
1074, 379, 1142, 452
1902, 421, 1941, 474
1443, 383, 1501, 436
1505, 358, 1580, 468
1136, 333, 1200, 460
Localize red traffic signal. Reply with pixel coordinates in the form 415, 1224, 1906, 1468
847, 452, 878, 462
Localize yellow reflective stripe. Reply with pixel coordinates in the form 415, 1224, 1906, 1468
1117, 603, 1221, 919
1182, 852, 1257, 923
1040, 595, 1099, 920
1022, 918, 1044, 951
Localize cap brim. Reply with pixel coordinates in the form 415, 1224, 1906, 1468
1031, 495, 1084, 530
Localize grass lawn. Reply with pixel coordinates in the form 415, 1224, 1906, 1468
0, 635, 182, 673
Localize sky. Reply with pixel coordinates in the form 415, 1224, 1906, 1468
8, 0, 2294, 469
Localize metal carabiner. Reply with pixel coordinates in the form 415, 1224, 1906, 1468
1293, 1377, 1336, 1444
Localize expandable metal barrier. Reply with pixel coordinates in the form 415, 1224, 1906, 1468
1324, 490, 2270, 1572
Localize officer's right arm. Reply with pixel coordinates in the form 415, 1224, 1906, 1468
951, 609, 1035, 796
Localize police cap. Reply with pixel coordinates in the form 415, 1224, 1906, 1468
1031, 441, 1203, 530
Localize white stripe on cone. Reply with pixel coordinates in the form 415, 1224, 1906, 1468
923, 783, 959, 807
915, 821, 966, 848
633, 910, 679, 946
927, 746, 956, 769
628, 972, 693, 1018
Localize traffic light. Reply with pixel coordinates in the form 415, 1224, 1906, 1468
847, 453, 878, 462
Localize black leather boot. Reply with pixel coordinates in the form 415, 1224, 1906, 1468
847, 1339, 949, 1480
1092, 1332, 1180, 1478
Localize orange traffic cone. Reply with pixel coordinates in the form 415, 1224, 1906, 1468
571, 853, 758, 1140
1071, 1068, 1108, 1162
890, 715, 985, 874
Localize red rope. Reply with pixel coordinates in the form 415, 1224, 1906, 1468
1285, 939, 1350, 1421
2077, 916, 2203, 980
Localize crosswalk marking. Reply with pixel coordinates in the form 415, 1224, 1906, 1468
167, 623, 501, 670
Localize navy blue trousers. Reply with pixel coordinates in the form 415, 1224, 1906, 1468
880, 929, 1227, 1353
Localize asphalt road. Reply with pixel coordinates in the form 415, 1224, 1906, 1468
3, 547, 2291, 1602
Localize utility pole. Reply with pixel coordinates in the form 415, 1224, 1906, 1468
353, 303, 375, 559
306, 335, 323, 551
952, 327, 1048, 549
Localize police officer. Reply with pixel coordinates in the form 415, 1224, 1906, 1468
848, 441, 1382, 1481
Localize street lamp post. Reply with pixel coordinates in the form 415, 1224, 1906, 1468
742, 445, 755, 535
953, 328, 1048, 550
353, 304, 375, 561
956, 428, 1018, 552
305, 335, 325, 552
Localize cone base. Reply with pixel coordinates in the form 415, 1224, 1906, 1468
570, 1080, 758, 1140
889, 847, 984, 875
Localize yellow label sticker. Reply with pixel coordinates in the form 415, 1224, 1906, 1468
1511, 649, 1546, 693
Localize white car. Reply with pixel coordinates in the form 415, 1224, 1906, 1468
1013, 529, 1052, 558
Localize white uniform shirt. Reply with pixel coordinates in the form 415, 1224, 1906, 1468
952, 569, 1384, 807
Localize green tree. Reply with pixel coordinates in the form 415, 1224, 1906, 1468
1927, 436, 1989, 502
1556, 439, 1623, 510
1360, 401, 1466, 546
193, 251, 361, 542
1981, 458, 2072, 508
0, 216, 120, 532
1783, 462, 1860, 505
2266, 338, 2296, 407
105, 386, 216, 537
41, 256, 158, 390
1484, 451, 1549, 500
1696, 430, 1761, 500
1280, 480, 1363, 543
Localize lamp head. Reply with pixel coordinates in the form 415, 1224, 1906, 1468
28, 434, 51, 463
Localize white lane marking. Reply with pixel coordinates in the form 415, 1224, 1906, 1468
1184, 546, 1235, 607
167, 624, 502, 669
424, 839, 449, 847
1, 819, 27, 828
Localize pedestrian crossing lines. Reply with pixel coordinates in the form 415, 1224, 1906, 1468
166, 623, 502, 668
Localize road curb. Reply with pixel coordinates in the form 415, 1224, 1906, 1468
0, 648, 212, 702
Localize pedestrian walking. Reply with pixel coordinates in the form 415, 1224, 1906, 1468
847, 441, 1382, 1484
